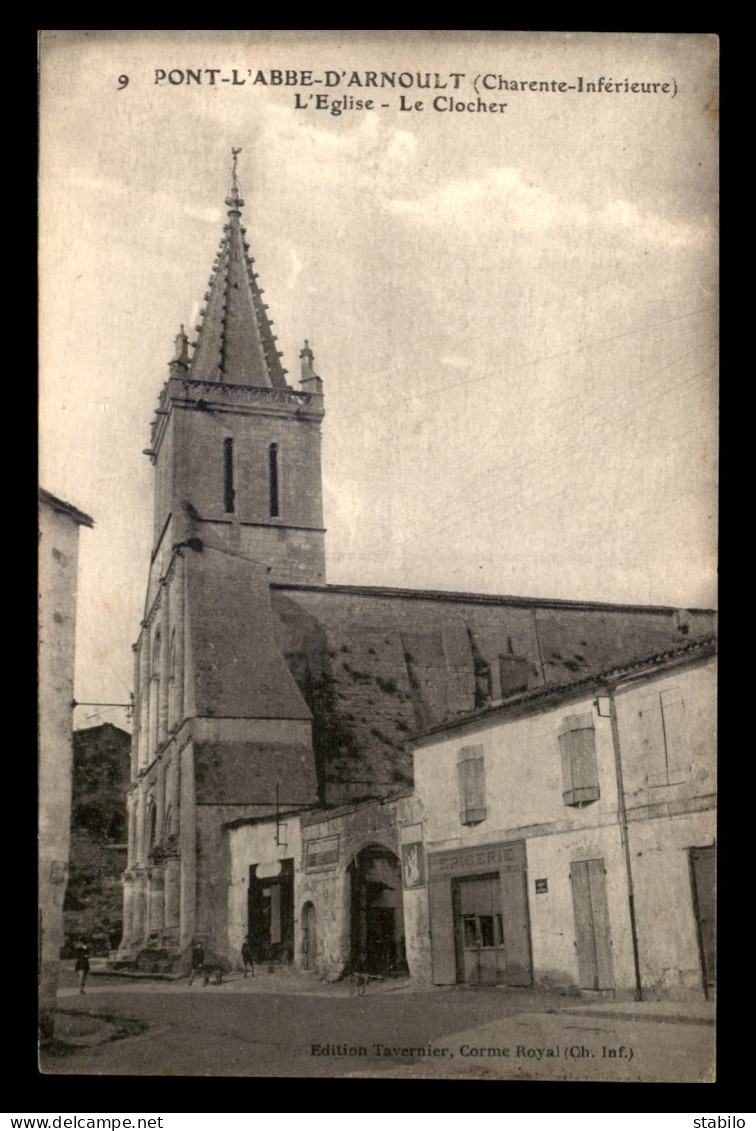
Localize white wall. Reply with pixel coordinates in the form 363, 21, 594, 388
415, 692, 617, 848
407, 655, 716, 999
227, 815, 303, 966
38, 499, 86, 1038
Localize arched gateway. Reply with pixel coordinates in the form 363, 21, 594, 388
348, 844, 407, 976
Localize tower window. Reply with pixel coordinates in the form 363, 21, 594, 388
224, 438, 235, 513
269, 443, 280, 517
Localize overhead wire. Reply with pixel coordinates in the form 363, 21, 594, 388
335, 305, 716, 422
428, 363, 715, 539
418, 338, 718, 537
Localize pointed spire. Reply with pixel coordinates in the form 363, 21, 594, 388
299, 339, 323, 395
187, 149, 289, 389
300, 339, 315, 378
171, 325, 190, 369
225, 146, 245, 213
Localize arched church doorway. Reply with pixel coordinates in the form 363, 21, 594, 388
301, 901, 317, 970
349, 845, 407, 976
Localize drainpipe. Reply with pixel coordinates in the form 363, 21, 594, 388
604, 681, 643, 1002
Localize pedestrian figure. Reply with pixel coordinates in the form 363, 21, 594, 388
188, 940, 205, 985
241, 936, 254, 978
74, 944, 89, 994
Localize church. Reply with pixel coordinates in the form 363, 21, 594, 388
118, 155, 716, 986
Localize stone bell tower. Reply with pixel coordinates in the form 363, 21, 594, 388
119, 152, 322, 964
144, 147, 326, 610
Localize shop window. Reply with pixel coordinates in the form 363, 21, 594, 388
479, 915, 495, 948
638, 687, 688, 786
559, 713, 600, 806
458, 744, 486, 825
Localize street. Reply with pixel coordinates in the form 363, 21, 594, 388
41, 969, 715, 1081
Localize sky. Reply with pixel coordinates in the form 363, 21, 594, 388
38, 31, 719, 734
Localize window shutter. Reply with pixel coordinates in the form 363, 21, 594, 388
639, 688, 688, 786
660, 688, 688, 783
559, 713, 599, 806
638, 692, 668, 786
570, 858, 614, 989
458, 744, 486, 825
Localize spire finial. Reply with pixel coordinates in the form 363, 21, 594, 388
171, 324, 190, 369
226, 147, 245, 212
299, 339, 323, 394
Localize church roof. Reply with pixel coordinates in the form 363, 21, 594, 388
185, 549, 311, 721
186, 150, 289, 388
267, 583, 716, 804
410, 633, 717, 746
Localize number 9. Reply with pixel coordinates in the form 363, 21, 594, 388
117, 75, 129, 90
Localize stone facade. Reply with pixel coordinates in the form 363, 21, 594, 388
227, 792, 423, 981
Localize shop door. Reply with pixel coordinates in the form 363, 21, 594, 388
570, 858, 614, 990
453, 873, 505, 985
690, 846, 716, 997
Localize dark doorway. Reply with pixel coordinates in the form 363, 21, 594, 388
248, 859, 294, 964
349, 845, 406, 976
301, 901, 317, 971
690, 845, 716, 998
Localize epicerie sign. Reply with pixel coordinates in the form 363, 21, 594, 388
428, 840, 525, 877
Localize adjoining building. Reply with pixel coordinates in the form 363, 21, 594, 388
38, 488, 94, 1039
406, 636, 716, 1000
64, 723, 131, 955
118, 155, 716, 989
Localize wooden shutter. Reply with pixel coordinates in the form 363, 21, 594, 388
458, 744, 486, 825
499, 869, 533, 986
638, 691, 668, 786
570, 858, 614, 989
559, 714, 599, 806
690, 846, 716, 991
588, 859, 614, 989
428, 876, 457, 984
660, 688, 688, 783
640, 688, 688, 786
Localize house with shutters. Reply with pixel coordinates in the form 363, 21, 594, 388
405, 635, 716, 1000
118, 153, 716, 988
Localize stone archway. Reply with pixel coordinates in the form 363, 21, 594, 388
348, 844, 407, 976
